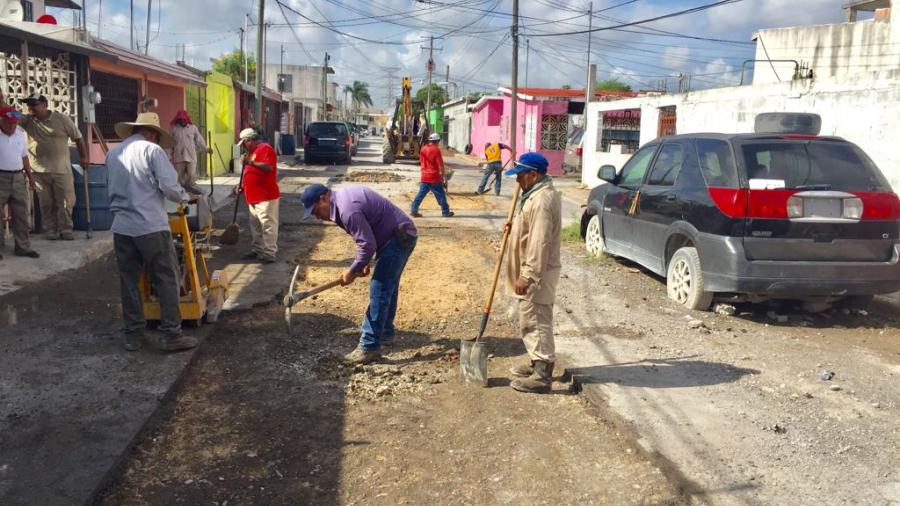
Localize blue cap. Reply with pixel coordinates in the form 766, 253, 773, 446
505, 152, 549, 176
300, 183, 330, 219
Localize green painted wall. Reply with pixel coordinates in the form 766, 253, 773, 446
205, 71, 236, 176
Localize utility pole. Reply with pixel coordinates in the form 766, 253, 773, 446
510, 0, 519, 155
98, 0, 103, 38
243, 15, 249, 82
130, 0, 134, 49
585, 1, 593, 105
144, 0, 152, 55
445, 64, 450, 100
525, 38, 530, 87
255, 0, 264, 127
239, 26, 245, 79
425, 35, 434, 132
280, 44, 284, 90
321, 52, 330, 120
262, 22, 268, 87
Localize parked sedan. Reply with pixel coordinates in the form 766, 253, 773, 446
580, 113, 900, 310
304, 122, 352, 164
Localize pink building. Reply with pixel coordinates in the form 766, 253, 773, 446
470, 87, 636, 175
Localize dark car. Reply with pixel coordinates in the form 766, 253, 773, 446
304, 122, 352, 164
580, 113, 900, 310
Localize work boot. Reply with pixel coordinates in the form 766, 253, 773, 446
60, 231, 75, 241
511, 361, 554, 394
160, 334, 198, 352
509, 360, 534, 378
123, 333, 143, 352
14, 248, 40, 258
442, 212, 455, 217
343, 347, 381, 365
410, 211, 422, 218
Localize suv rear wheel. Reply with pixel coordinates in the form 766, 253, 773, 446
585, 214, 605, 256
667, 247, 714, 310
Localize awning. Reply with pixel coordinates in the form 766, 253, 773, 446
90, 39, 205, 86
0, 21, 108, 58
45, 0, 82, 8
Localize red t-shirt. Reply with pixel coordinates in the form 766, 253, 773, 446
418, 143, 444, 184
243, 142, 280, 205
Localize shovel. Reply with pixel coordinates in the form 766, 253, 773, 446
283, 265, 343, 332
461, 180, 522, 386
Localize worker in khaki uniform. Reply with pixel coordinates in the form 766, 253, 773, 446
236, 128, 280, 263
503, 152, 562, 394
21, 94, 89, 240
170, 109, 211, 192
0, 106, 39, 259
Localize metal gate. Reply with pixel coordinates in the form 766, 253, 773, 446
657, 106, 676, 137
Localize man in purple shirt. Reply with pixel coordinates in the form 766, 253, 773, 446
302, 183, 418, 364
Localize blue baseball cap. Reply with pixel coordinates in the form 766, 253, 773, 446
504, 152, 549, 176
300, 183, 330, 219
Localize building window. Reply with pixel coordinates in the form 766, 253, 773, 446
539, 114, 567, 150
93, 71, 139, 141
598, 109, 640, 153
21, 1, 33, 22
277, 74, 292, 93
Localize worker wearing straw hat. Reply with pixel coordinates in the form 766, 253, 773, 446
106, 112, 198, 353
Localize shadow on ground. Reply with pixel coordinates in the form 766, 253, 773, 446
568, 356, 760, 389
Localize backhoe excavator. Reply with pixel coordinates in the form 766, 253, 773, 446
383, 77, 428, 164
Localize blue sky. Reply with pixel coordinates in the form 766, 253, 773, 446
49, 0, 848, 108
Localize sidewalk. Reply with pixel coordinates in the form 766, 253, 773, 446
0, 174, 243, 297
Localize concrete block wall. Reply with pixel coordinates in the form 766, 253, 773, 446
582, 75, 900, 191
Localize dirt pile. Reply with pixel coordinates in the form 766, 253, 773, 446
97, 222, 686, 505
343, 170, 405, 183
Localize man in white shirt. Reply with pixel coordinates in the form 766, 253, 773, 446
0, 106, 39, 260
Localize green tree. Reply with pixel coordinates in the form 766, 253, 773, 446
212, 49, 256, 84
596, 79, 632, 92
414, 83, 448, 109
343, 81, 374, 110
467, 91, 488, 101
561, 84, 572, 90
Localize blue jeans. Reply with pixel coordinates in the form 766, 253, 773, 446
477, 162, 502, 195
359, 235, 417, 350
411, 182, 451, 215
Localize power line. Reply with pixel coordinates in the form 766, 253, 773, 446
526, 0, 747, 38
275, 0, 315, 60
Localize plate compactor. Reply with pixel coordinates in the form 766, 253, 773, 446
140, 198, 228, 327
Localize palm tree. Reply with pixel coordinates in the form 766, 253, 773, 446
343, 81, 374, 121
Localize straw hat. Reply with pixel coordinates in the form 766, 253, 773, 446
115, 112, 175, 149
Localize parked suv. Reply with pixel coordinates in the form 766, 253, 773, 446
580, 113, 900, 310
304, 122, 352, 164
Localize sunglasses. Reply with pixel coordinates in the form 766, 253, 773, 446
1, 110, 23, 122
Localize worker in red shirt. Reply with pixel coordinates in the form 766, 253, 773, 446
236, 128, 280, 263
411, 133, 454, 218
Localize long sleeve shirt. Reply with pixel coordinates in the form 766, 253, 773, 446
505, 178, 562, 304
171, 123, 208, 164
107, 134, 190, 237
330, 185, 418, 273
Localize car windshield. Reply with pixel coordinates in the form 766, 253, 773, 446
740, 140, 891, 192
308, 123, 347, 137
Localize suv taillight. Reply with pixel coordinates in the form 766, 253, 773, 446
345, 136, 351, 147
576, 147, 583, 157
710, 188, 900, 221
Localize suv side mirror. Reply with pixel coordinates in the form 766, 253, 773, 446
598, 165, 617, 183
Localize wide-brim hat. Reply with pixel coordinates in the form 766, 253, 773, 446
114, 112, 175, 149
